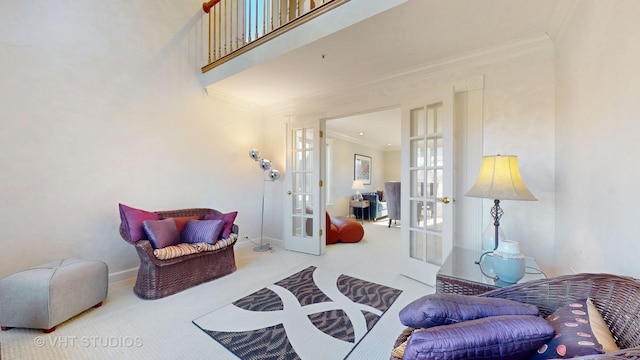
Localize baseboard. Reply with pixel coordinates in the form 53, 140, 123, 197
236, 236, 284, 249
108, 267, 137, 282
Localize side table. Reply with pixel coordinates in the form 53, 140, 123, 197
349, 200, 370, 224
436, 247, 545, 295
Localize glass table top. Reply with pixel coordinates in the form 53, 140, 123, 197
438, 247, 545, 288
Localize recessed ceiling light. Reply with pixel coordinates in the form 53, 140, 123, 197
358, 132, 365, 136
387, 143, 392, 146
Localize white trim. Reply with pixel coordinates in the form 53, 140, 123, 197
108, 267, 137, 282
277, 34, 552, 115
454, 87, 485, 250
203, 34, 553, 117
204, 89, 267, 115
546, 0, 580, 42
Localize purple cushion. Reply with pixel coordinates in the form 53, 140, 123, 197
119, 203, 158, 243
181, 219, 224, 245
399, 293, 540, 329
404, 315, 554, 360
142, 218, 180, 249
531, 299, 605, 359
203, 211, 237, 239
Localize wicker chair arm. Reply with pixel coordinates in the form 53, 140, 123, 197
479, 273, 640, 350
134, 240, 174, 266
571, 347, 640, 359
388, 329, 640, 360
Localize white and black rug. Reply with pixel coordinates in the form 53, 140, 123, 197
193, 266, 402, 360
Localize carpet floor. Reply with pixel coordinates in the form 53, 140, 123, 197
0, 218, 434, 359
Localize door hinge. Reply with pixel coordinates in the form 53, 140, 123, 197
319, 229, 323, 236
319, 130, 323, 138
319, 180, 323, 187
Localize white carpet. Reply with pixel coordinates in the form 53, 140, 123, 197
0, 218, 434, 360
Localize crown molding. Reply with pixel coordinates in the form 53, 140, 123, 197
204, 88, 266, 116
546, 0, 579, 42
279, 33, 554, 116
203, 33, 554, 117
371, 33, 553, 86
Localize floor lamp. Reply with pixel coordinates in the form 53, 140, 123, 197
249, 149, 281, 252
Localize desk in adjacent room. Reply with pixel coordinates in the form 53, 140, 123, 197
348, 200, 370, 223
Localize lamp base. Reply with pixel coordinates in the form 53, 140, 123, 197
253, 244, 271, 252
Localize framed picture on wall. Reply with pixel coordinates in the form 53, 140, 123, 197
354, 154, 371, 185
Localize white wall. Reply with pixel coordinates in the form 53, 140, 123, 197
479, 50, 556, 272
0, 0, 265, 277
554, 1, 640, 277
383, 150, 401, 182
257, 115, 287, 243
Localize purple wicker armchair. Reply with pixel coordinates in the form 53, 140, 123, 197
119, 208, 237, 300
392, 273, 640, 359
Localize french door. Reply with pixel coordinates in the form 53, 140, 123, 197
284, 117, 325, 255
400, 87, 454, 285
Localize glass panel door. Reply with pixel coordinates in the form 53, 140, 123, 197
401, 88, 454, 285
285, 118, 324, 255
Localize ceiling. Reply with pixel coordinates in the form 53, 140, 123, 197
203, 0, 571, 149
326, 107, 401, 151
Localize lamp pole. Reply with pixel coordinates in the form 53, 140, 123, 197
255, 171, 270, 252
490, 199, 504, 250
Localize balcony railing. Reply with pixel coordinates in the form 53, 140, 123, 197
201, 0, 349, 73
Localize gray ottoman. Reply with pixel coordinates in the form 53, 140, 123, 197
0, 259, 108, 333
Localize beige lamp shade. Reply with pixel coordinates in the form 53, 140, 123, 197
466, 155, 537, 201
352, 180, 365, 190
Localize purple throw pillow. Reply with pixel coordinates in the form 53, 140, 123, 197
142, 218, 180, 249
404, 315, 554, 360
399, 293, 540, 329
119, 203, 158, 243
203, 211, 237, 239
181, 219, 224, 245
531, 299, 606, 359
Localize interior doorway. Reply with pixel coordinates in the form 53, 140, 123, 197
323, 106, 401, 227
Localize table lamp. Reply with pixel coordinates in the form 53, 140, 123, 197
465, 155, 537, 251
352, 180, 364, 201
466, 155, 536, 283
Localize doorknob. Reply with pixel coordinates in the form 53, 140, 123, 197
287, 190, 292, 195
436, 197, 452, 204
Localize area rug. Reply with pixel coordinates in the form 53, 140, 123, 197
193, 266, 402, 360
